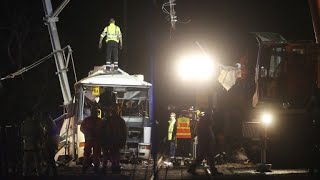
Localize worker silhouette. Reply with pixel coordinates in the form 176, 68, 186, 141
21, 111, 43, 176
42, 112, 58, 176
187, 110, 223, 176
99, 103, 127, 174
99, 18, 123, 71
175, 113, 192, 159
80, 107, 102, 174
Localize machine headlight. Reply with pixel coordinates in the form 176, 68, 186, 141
261, 112, 273, 126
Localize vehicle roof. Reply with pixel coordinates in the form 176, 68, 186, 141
75, 66, 152, 89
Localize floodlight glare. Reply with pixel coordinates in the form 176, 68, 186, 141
261, 112, 273, 126
178, 54, 214, 80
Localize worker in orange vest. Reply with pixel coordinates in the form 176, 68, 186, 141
176, 113, 192, 159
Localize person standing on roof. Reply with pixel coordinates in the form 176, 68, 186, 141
99, 18, 123, 71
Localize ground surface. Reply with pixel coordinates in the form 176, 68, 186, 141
54, 161, 316, 180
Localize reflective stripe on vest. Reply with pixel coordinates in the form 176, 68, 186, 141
106, 24, 120, 43
176, 117, 191, 139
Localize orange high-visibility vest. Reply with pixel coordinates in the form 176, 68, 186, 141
176, 117, 191, 139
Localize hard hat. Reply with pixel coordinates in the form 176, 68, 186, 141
170, 112, 176, 117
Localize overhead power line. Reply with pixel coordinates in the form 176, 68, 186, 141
1, 45, 76, 81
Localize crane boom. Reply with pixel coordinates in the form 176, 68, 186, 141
42, 0, 72, 106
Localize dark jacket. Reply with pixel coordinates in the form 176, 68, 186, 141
43, 118, 59, 149
21, 117, 43, 150
196, 113, 215, 149
80, 116, 102, 141
99, 115, 127, 148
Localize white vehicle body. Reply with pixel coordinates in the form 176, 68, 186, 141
55, 67, 152, 163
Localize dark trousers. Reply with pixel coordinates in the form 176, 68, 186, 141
106, 41, 119, 67
23, 150, 41, 176
101, 146, 121, 167
83, 140, 101, 168
0, 146, 7, 176
169, 140, 176, 158
45, 148, 57, 176
189, 144, 217, 172
176, 138, 192, 157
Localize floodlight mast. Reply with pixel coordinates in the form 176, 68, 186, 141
42, 0, 72, 106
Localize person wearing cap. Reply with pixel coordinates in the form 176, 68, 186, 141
99, 18, 123, 71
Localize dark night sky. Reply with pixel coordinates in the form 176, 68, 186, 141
0, 0, 315, 132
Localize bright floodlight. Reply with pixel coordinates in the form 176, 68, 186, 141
261, 112, 273, 126
178, 54, 214, 80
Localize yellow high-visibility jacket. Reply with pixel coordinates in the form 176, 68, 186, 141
168, 117, 176, 141
100, 23, 122, 43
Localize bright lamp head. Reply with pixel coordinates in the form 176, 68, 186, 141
261, 112, 273, 126
178, 54, 214, 80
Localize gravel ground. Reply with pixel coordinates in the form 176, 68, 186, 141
53, 162, 315, 180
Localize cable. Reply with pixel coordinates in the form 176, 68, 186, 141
69, 47, 78, 82
1, 51, 58, 80
162, 0, 177, 32
1, 45, 75, 81
162, 0, 191, 33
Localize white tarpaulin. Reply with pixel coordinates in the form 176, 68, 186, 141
218, 65, 241, 91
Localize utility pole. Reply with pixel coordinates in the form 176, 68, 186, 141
42, 0, 72, 106
123, 0, 128, 71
